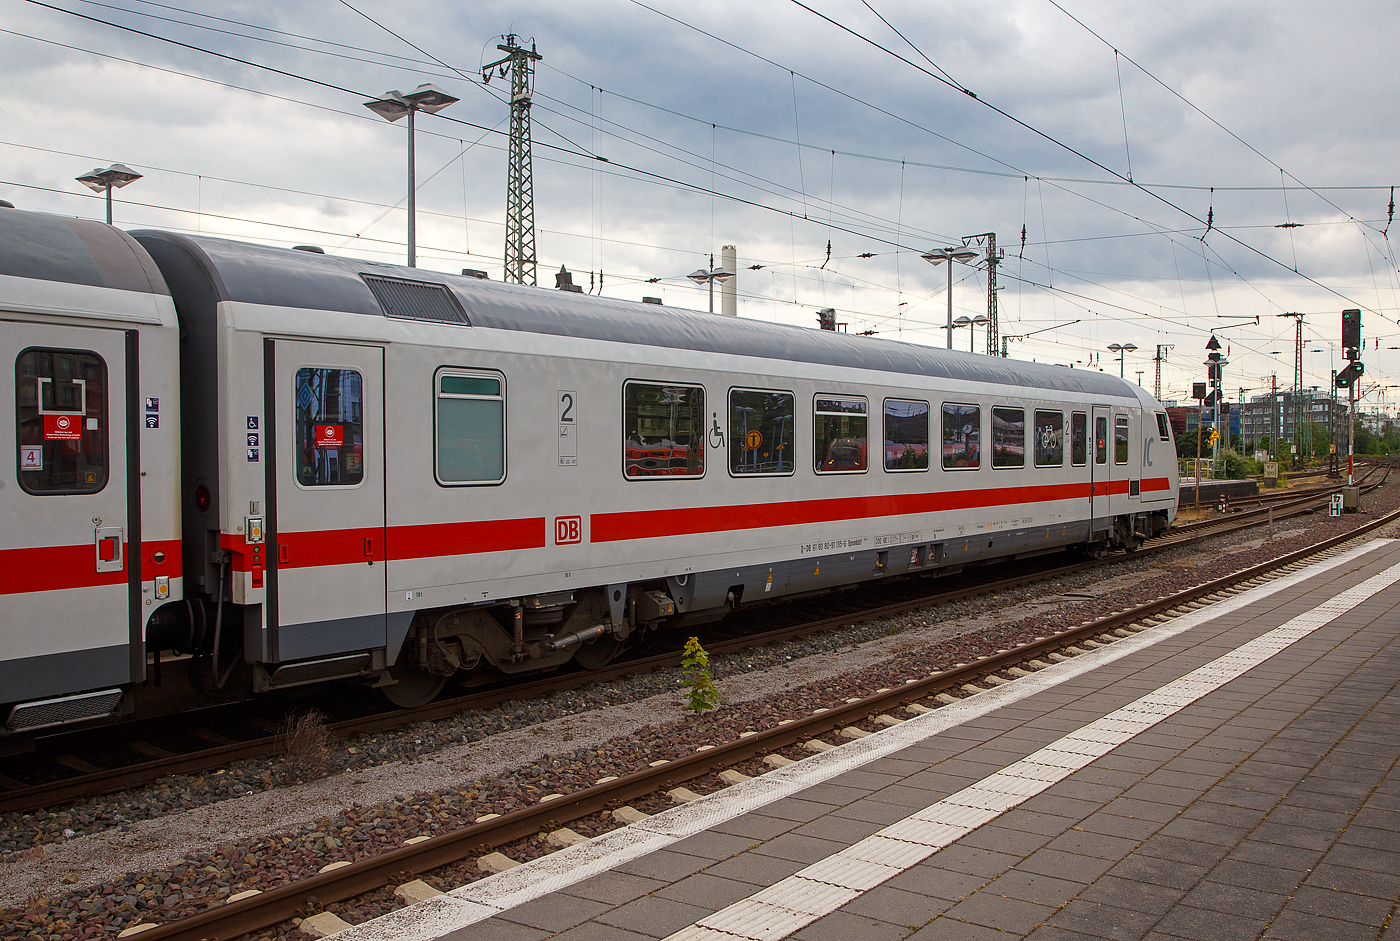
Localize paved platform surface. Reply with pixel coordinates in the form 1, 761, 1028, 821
344, 538, 1400, 941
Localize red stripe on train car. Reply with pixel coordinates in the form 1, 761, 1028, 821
0, 544, 128, 594
387, 518, 546, 559
591, 478, 1172, 543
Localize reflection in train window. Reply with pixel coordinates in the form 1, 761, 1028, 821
1115, 415, 1130, 465
814, 395, 867, 473
624, 381, 704, 478
1071, 412, 1087, 466
436, 370, 505, 485
884, 399, 930, 471
941, 403, 980, 470
992, 407, 1025, 468
1034, 410, 1064, 467
15, 348, 108, 495
729, 389, 794, 476
294, 367, 364, 487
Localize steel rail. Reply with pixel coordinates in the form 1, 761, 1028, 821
126, 502, 1400, 941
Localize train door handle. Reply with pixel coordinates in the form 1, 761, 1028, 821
95, 525, 123, 573
364, 536, 374, 558
278, 543, 289, 565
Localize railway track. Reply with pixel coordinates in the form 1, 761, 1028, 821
0, 472, 1385, 817
110, 497, 1400, 941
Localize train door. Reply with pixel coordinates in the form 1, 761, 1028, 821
1090, 405, 1110, 536
5, 323, 138, 703
270, 340, 386, 662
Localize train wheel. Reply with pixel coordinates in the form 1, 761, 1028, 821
574, 636, 623, 670
377, 661, 447, 709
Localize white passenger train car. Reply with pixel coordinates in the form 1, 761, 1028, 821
1, 205, 1178, 731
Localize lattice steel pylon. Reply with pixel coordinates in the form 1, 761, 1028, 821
485, 35, 542, 285
963, 232, 1004, 355
1153, 344, 1173, 401
1279, 312, 1305, 466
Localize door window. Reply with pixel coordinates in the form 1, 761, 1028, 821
294, 367, 364, 486
1095, 416, 1108, 465
15, 348, 108, 495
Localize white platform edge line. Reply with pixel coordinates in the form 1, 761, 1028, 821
662, 557, 1400, 940
331, 538, 1396, 941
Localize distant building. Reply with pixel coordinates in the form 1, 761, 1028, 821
1239, 391, 1349, 450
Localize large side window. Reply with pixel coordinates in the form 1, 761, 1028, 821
624, 381, 704, 477
814, 395, 867, 473
941, 403, 980, 470
884, 399, 929, 471
15, 348, 108, 495
294, 367, 364, 487
1115, 415, 1130, 465
436, 370, 505, 485
1095, 415, 1108, 465
992, 407, 1025, 468
1071, 412, 1087, 466
729, 389, 794, 476
1034, 410, 1063, 467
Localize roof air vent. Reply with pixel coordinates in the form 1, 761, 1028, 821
361, 274, 470, 325
292, 245, 325, 253
460, 268, 488, 279
642, 296, 662, 305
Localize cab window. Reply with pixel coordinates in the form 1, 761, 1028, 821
1115, 415, 1130, 465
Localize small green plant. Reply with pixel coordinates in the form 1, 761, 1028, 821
681, 636, 718, 714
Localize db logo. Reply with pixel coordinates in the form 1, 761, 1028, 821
554, 516, 583, 545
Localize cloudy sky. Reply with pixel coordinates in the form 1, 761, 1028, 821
3, 0, 1397, 407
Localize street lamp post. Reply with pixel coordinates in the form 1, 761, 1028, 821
1107, 342, 1138, 378
76, 164, 143, 225
364, 84, 460, 267
952, 314, 990, 352
686, 255, 736, 313
922, 247, 980, 349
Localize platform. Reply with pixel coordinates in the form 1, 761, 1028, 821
342, 538, 1400, 941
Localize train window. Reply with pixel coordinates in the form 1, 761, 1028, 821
624, 381, 704, 478
293, 367, 364, 487
1095, 416, 1108, 464
435, 369, 505, 485
1034, 410, 1064, 467
729, 389, 794, 476
992, 407, 1025, 468
15, 348, 108, 495
1115, 415, 1130, 465
814, 396, 867, 473
883, 399, 929, 471
941, 403, 980, 470
1071, 412, 1087, 466
1156, 412, 1171, 441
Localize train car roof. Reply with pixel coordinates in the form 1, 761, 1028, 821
0, 207, 169, 295
132, 229, 1137, 398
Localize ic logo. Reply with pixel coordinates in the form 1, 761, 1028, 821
554, 516, 583, 545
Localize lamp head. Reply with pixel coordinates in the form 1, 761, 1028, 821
364, 91, 411, 121
686, 268, 710, 285
76, 163, 143, 192
953, 315, 972, 326
402, 83, 460, 113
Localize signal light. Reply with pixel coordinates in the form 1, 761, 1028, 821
1335, 361, 1364, 388
1342, 308, 1361, 350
